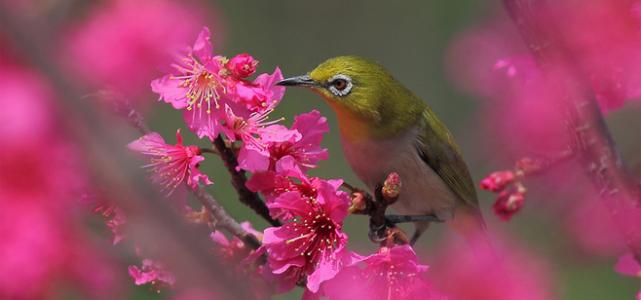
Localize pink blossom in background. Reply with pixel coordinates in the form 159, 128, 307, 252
63, 0, 218, 104
128, 129, 212, 193
492, 188, 525, 221
428, 235, 557, 300
0, 66, 123, 299
615, 253, 641, 300
315, 245, 442, 300
565, 195, 627, 257
480, 170, 516, 192
210, 221, 262, 265
128, 259, 176, 288
555, 0, 641, 111
94, 204, 128, 245
151, 26, 285, 140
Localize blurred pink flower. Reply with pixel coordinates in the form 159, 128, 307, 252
238, 110, 329, 173
565, 195, 627, 257
94, 204, 128, 245
429, 235, 557, 300
615, 253, 641, 300
128, 129, 212, 193
0, 66, 123, 299
492, 189, 525, 221
128, 259, 176, 287
315, 245, 441, 300
63, 0, 216, 103
211, 221, 262, 264
480, 171, 516, 192
260, 173, 351, 293
227, 53, 259, 79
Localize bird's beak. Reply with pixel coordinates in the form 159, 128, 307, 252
277, 75, 320, 88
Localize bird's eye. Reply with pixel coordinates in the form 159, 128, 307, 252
332, 79, 348, 91
327, 74, 353, 97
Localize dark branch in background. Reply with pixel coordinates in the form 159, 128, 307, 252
213, 136, 280, 227
97, 91, 262, 249
503, 0, 641, 262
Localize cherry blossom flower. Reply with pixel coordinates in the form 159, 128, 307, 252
128, 259, 176, 288
315, 245, 440, 300
63, 0, 215, 103
259, 173, 351, 293
238, 110, 329, 173
151, 27, 285, 140
128, 129, 212, 193
227, 53, 258, 79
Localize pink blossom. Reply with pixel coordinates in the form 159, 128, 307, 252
480, 171, 516, 192
94, 204, 127, 245
238, 110, 329, 173
227, 53, 258, 79
492, 189, 525, 221
260, 174, 351, 292
429, 234, 557, 300
151, 27, 285, 140
219, 105, 281, 149
235, 68, 285, 112
128, 129, 212, 193
63, 0, 216, 103
615, 253, 641, 300
246, 162, 345, 221
315, 245, 440, 300
210, 221, 262, 264
128, 259, 176, 288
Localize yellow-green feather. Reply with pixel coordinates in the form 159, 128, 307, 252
308, 55, 479, 209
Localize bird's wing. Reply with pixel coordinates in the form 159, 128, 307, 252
414, 108, 479, 208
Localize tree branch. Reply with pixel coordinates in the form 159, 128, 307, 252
503, 0, 641, 261
212, 136, 280, 227
96, 92, 262, 249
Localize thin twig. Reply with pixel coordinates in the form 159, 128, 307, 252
213, 136, 280, 227
98, 92, 262, 249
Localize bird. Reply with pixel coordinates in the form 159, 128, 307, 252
277, 55, 486, 245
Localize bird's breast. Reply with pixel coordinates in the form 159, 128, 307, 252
340, 127, 458, 220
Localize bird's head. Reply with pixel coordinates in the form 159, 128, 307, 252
278, 56, 424, 139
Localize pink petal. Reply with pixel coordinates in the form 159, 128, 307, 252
151, 75, 189, 109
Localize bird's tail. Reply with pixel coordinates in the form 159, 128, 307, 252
448, 207, 497, 259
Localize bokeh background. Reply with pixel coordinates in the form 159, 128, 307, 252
1, 0, 640, 299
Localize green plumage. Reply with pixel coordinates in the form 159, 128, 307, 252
415, 108, 479, 209
279, 55, 485, 242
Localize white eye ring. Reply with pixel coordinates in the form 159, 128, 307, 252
328, 74, 353, 97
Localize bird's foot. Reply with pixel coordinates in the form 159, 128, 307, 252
384, 214, 443, 225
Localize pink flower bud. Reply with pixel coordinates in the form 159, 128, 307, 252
492, 190, 525, 221
382, 172, 401, 203
227, 53, 258, 78
480, 170, 515, 192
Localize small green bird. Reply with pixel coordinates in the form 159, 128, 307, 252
278, 56, 485, 244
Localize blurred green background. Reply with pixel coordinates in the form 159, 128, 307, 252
139, 0, 641, 299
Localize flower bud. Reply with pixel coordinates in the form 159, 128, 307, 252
480, 170, 515, 192
492, 190, 525, 221
227, 53, 258, 78
382, 172, 401, 203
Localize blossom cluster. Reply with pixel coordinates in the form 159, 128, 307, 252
126, 26, 437, 298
